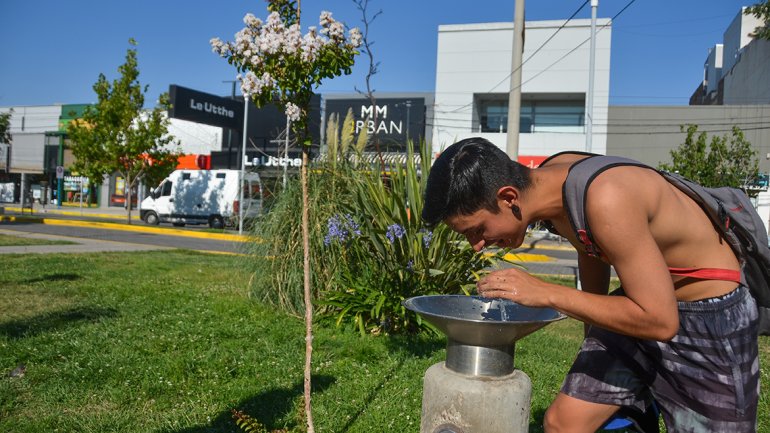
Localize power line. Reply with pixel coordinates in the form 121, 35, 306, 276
448, 0, 590, 113
516, 0, 637, 90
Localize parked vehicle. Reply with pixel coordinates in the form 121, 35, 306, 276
140, 169, 262, 229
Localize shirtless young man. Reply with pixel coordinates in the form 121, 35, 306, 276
421, 137, 760, 432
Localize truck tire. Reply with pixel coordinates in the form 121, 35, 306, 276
144, 211, 159, 225
209, 215, 225, 229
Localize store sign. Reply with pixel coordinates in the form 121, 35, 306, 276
248, 156, 302, 168
324, 98, 425, 149
168, 85, 243, 130
518, 155, 548, 168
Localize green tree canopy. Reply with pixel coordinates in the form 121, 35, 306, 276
746, 1, 770, 40
659, 124, 760, 196
0, 109, 12, 144
67, 39, 179, 223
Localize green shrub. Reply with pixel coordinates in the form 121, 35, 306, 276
243, 142, 502, 333
321, 143, 499, 334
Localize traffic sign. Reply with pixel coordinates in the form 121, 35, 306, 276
56, 166, 64, 179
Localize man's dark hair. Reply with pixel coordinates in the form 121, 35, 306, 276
422, 137, 531, 226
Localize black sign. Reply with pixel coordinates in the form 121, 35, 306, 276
168, 85, 243, 130
324, 97, 425, 151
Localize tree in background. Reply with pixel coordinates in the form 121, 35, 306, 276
212, 2, 361, 430
0, 109, 12, 144
659, 124, 760, 196
67, 39, 179, 224
746, 0, 770, 40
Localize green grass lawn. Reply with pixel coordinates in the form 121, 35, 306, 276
0, 251, 768, 432
0, 233, 76, 247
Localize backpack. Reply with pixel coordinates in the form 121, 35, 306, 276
555, 153, 770, 336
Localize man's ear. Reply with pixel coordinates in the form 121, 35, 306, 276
496, 186, 519, 208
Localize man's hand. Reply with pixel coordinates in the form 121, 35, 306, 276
476, 268, 557, 307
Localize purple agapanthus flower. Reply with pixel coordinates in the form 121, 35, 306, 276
324, 213, 361, 246
420, 228, 433, 248
385, 223, 406, 244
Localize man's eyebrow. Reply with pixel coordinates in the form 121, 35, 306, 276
460, 224, 478, 235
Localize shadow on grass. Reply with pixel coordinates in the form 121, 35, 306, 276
530, 407, 546, 432
0, 306, 118, 339
168, 375, 335, 433
22, 273, 82, 284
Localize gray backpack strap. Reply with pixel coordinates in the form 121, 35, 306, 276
563, 155, 652, 257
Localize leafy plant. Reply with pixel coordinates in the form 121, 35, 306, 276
659, 124, 760, 195
213, 3, 363, 429
0, 108, 12, 144
67, 39, 180, 223
746, 0, 770, 40
319, 142, 505, 335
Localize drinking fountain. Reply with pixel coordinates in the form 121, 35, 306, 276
404, 295, 565, 433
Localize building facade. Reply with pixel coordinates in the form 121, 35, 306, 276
431, 18, 612, 164
691, 8, 769, 106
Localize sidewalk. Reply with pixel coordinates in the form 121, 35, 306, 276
0, 204, 248, 242
0, 203, 575, 254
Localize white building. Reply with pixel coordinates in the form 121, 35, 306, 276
432, 18, 612, 164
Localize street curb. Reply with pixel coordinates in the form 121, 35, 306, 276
517, 242, 575, 252
2, 206, 140, 221
0, 214, 257, 243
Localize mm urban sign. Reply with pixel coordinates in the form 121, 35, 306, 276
324, 97, 425, 150
168, 85, 243, 130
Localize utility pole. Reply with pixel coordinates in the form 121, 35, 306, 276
506, 0, 525, 161
585, 0, 598, 154
223, 80, 237, 168
239, 97, 249, 235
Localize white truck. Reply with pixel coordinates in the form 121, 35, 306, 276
140, 169, 263, 229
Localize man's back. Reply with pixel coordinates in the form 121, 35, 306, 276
541, 152, 740, 302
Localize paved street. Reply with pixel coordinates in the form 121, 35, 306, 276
0, 204, 591, 278
0, 205, 251, 255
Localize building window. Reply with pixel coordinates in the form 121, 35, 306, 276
475, 94, 585, 133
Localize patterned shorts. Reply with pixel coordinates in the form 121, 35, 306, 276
561, 285, 760, 432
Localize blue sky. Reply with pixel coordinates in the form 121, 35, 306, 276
0, 0, 753, 107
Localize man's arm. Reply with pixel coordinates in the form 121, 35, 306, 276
477, 170, 679, 340
577, 252, 610, 335
564, 171, 679, 339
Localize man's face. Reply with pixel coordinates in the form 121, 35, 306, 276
444, 202, 524, 252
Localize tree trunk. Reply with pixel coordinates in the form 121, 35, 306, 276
301, 147, 315, 433
125, 173, 133, 225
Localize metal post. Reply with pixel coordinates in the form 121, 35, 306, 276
406, 100, 412, 144
57, 134, 64, 208
283, 116, 290, 190
506, 0, 525, 161
239, 97, 249, 235
585, 0, 598, 154
20, 173, 27, 214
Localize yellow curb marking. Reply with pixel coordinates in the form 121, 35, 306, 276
484, 251, 552, 262
1, 215, 263, 243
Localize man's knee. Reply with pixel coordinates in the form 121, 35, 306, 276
544, 396, 616, 433
543, 404, 571, 433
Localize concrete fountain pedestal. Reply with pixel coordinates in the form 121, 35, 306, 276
404, 295, 565, 433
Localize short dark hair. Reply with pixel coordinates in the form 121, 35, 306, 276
422, 137, 531, 226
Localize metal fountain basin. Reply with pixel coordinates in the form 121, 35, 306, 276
404, 295, 566, 376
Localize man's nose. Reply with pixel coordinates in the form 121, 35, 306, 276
466, 235, 485, 252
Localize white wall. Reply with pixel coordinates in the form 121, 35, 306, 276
722, 38, 770, 105
722, 8, 763, 74
0, 105, 61, 134
756, 190, 770, 237
704, 44, 722, 95
10, 133, 46, 174
432, 18, 612, 157
166, 117, 222, 155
